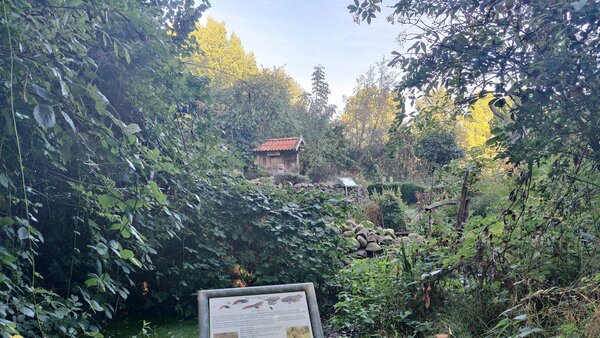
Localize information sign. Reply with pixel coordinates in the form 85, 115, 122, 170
336, 176, 358, 188
198, 283, 324, 338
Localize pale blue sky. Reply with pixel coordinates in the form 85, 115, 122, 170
200, 1, 408, 109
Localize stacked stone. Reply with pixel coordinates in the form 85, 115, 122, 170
341, 221, 396, 258
292, 183, 367, 201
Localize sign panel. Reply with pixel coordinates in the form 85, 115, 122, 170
198, 283, 324, 338
209, 291, 312, 338
336, 176, 358, 188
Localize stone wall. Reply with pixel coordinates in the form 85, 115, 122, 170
292, 182, 367, 202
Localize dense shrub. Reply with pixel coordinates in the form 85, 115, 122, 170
367, 181, 426, 205
244, 165, 267, 180
370, 190, 407, 231
399, 181, 426, 204
363, 199, 383, 227
367, 182, 400, 195
1, 1, 214, 336
273, 172, 309, 185
330, 247, 432, 336
141, 183, 350, 317
308, 164, 337, 183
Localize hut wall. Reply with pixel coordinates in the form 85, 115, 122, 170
255, 151, 299, 174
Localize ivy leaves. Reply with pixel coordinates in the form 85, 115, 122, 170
1, 0, 212, 336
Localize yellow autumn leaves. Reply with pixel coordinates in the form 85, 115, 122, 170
456, 94, 497, 159
341, 87, 397, 148
186, 18, 259, 88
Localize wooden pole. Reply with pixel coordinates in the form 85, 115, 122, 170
455, 170, 470, 232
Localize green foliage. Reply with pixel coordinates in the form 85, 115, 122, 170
431, 281, 510, 337
337, 1, 600, 336
0, 1, 351, 336
400, 182, 426, 204
362, 198, 383, 227
308, 65, 333, 119
244, 165, 267, 180
132, 320, 157, 338
212, 67, 306, 155
367, 182, 400, 195
370, 190, 407, 232
470, 191, 502, 218
353, 0, 600, 165
299, 67, 349, 178
0, 0, 214, 335
186, 18, 258, 88
367, 181, 425, 204
330, 247, 430, 336
415, 130, 464, 170
340, 58, 398, 174
142, 182, 350, 318
106, 317, 197, 338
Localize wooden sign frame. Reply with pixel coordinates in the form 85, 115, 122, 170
198, 283, 324, 338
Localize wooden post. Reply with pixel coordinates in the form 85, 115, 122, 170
455, 170, 470, 232
428, 168, 435, 236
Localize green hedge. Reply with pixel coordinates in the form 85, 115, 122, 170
367, 181, 426, 204
377, 190, 407, 231
399, 182, 426, 204
367, 182, 400, 195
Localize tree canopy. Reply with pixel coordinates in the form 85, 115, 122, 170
187, 18, 258, 88
351, 0, 599, 165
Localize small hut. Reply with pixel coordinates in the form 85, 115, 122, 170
252, 137, 305, 175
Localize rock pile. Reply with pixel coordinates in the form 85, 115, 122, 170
342, 221, 397, 258
341, 220, 428, 258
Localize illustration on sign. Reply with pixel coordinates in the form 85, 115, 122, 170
209, 291, 313, 338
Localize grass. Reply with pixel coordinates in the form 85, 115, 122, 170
104, 317, 197, 338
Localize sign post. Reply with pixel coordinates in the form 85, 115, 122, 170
336, 176, 358, 200
198, 283, 324, 338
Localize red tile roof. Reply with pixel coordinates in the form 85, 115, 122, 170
252, 137, 305, 152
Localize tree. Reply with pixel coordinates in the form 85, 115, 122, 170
297, 66, 346, 180
214, 67, 306, 154
185, 19, 309, 166
415, 130, 463, 172
0, 0, 214, 335
341, 58, 398, 172
349, 0, 600, 165
349, 3, 600, 333
385, 87, 459, 180
456, 95, 498, 159
186, 18, 258, 88
411, 87, 458, 134
309, 65, 332, 118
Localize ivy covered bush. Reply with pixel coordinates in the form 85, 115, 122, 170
0, 1, 348, 336
122, 183, 351, 318
367, 182, 399, 195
